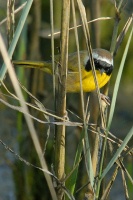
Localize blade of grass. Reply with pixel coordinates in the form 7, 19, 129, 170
77, 0, 95, 188
107, 24, 133, 130
67, 128, 84, 194
114, 14, 133, 55
97, 3, 124, 197
66, 0, 84, 194
0, 0, 33, 81
66, 0, 94, 195
101, 126, 133, 180
96, 24, 133, 199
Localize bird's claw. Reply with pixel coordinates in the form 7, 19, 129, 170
100, 93, 110, 105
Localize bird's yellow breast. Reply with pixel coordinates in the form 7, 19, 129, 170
66, 70, 111, 92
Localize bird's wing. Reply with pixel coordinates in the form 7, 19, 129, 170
67, 51, 88, 72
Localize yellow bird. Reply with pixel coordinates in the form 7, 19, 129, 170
13, 48, 113, 93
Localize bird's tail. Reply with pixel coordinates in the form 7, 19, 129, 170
13, 60, 52, 74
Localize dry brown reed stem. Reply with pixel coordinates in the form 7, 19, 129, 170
54, 0, 70, 199
7, 0, 15, 46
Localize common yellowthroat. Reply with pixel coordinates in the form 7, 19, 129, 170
13, 48, 113, 92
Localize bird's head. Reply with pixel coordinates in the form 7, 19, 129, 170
85, 48, 114, 76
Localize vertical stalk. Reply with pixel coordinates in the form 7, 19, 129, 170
55, 0, 70, 199
88, 0, 101, 178
50, 0, 55, 96
7, 0, 15, 47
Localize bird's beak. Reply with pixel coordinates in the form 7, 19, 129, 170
99, 68, 105, 75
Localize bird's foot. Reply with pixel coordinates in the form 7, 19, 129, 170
100, 93, 110, 105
